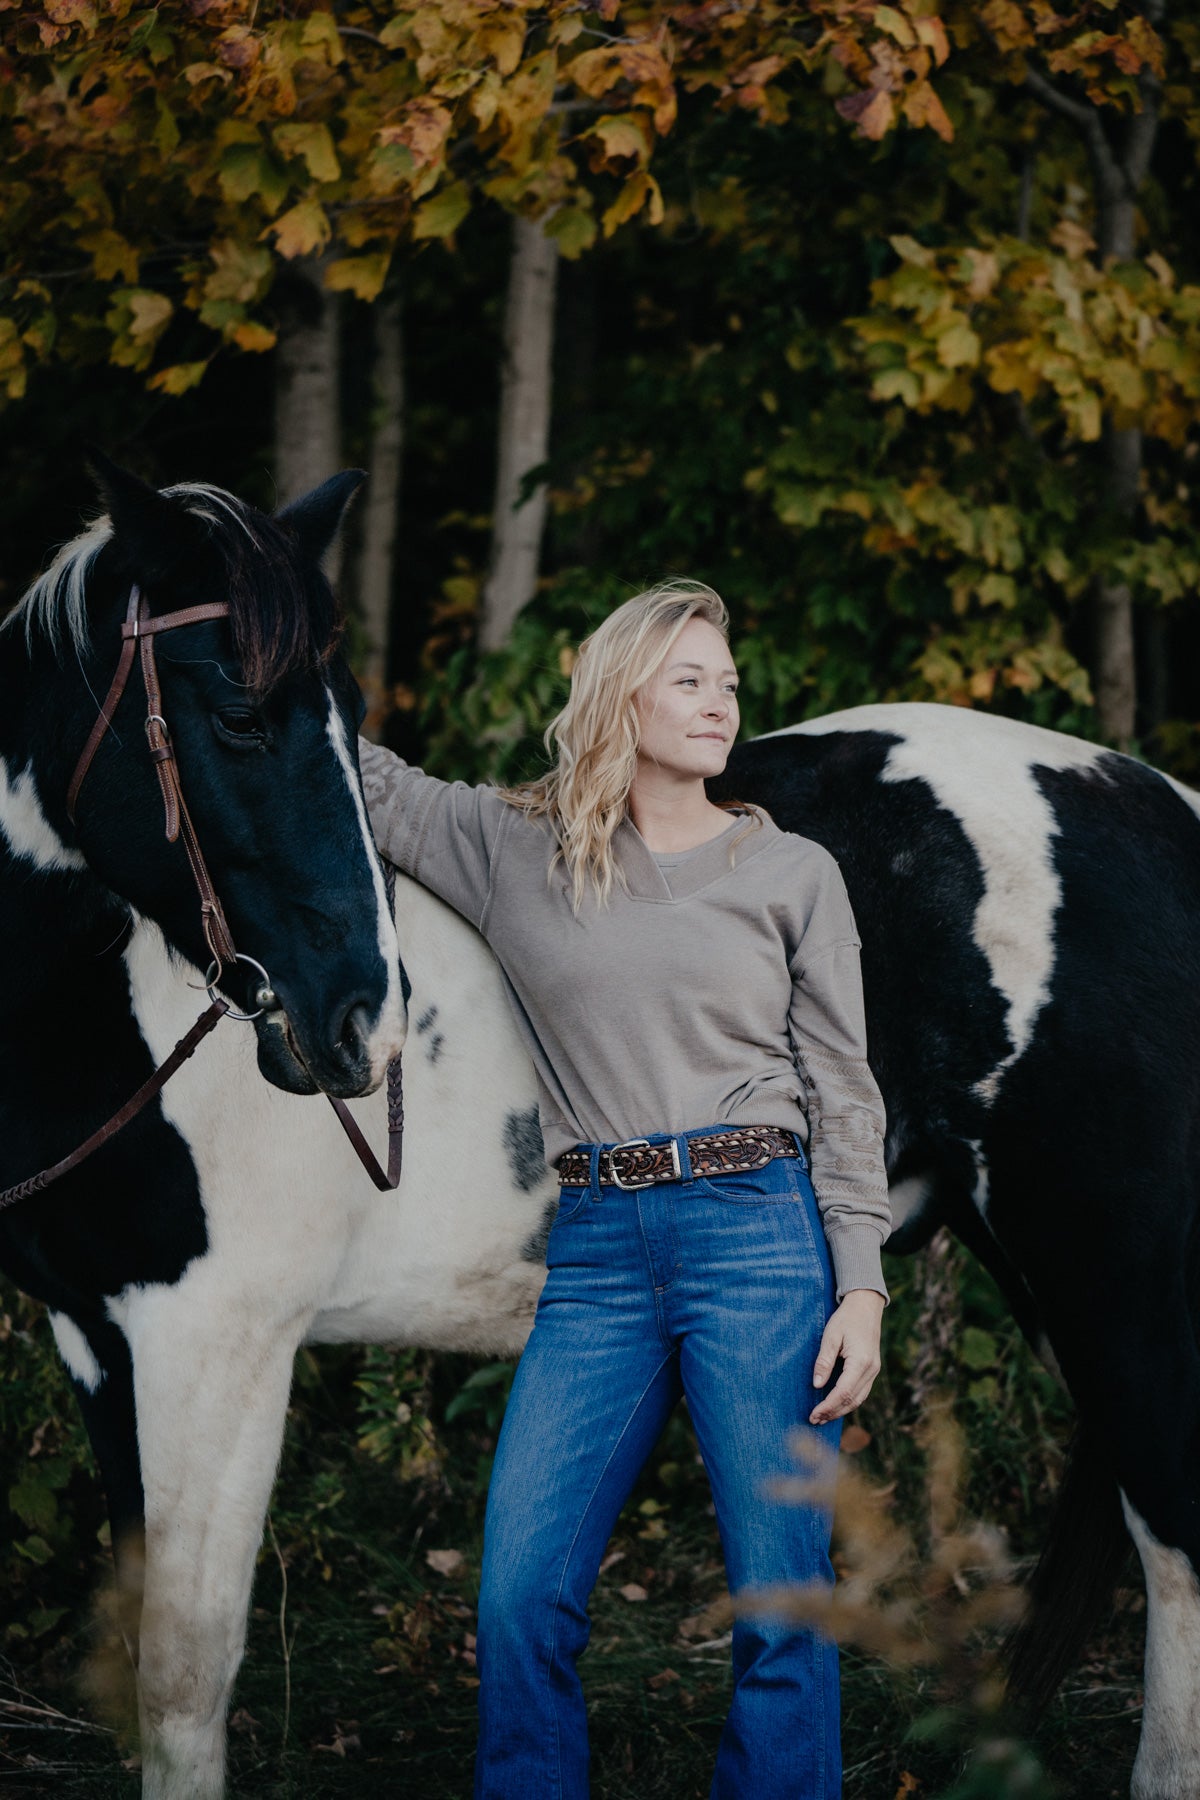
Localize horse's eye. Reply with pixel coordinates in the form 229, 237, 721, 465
214, 708, 267, 748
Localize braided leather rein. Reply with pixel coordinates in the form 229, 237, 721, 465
0, 585, 403, 1212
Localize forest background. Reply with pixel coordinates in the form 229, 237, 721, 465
1, 2, 1198, 1796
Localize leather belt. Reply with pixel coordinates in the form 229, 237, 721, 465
556, 1125, 800, 1192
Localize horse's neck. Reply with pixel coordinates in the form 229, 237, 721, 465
0, 621, 125, 1020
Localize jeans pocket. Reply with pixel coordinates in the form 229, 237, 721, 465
553, 1184, 589, 1223
696, 1158, 804, 1205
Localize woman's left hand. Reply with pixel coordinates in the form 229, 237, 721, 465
808, 1289, 886, 1425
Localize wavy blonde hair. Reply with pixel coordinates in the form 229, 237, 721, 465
499, 579, 753, 910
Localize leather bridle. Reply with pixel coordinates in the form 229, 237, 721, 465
0, 584, 403, 1212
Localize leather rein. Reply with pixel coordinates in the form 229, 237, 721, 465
0, 584, 403, 1213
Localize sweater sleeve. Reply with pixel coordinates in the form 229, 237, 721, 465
787, 862, 891, 1304
357, 737, 506, 932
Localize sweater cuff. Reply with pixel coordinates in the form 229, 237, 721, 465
824, 1225, 889, 1306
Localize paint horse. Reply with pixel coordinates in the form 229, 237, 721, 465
2, 470, 1196, 1800
0, 460, 409, 1794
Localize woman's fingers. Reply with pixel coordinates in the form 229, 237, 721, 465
812, 1320, 844, 1389
809, 1352, 877, 1423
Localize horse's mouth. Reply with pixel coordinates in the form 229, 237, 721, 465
252, 1011, 320, 1096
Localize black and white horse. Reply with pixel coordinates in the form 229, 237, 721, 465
3, 475, 1197, 1799
0, 462, 409, 1794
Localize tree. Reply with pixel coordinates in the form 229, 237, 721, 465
479, 215, 559, 650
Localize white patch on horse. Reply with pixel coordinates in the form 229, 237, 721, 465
966, 1138, 990, 1215
774, 704, 1109, 1103
0, 759, 86, 871
324, 691, 406, 1080
886, 1173, 935, 1234
1121, 1492, 1200, 1800
50, 1311, 103, 1393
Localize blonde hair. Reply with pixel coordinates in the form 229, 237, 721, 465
500, 579, 754, 910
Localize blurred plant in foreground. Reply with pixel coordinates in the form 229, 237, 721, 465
745, 1397, 1053, 1800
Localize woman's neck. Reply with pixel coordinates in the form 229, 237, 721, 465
626, 770, 735, 854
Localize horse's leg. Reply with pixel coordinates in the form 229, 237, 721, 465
991, 1150, 1200, 1800
1120, 1495, 1200, 1800
112, 1279, 309, 1800
50, 1309, 147, 1660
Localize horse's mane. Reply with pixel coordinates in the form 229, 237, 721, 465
11, 483, 341, 695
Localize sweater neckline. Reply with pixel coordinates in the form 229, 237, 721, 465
616, 808, 781, 901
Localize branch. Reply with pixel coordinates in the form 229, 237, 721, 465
1021, 64, 1095, 133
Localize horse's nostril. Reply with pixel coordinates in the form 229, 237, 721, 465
339, 1001, 374, 1057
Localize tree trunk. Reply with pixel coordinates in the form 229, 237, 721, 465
357, 285, 404, 738
478, 215, 559, 653
1091, 190, 1141, 747
274, 258, 344, 584
1025, 11, 1162, 747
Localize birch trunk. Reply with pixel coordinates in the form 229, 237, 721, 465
1025, 9, 1162, 747
274, 258, 343, 584
357, 286, 404, 737
479, 215, 559, 652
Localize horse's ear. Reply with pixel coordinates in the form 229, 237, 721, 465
86, 448, 202, 584
274, 470, 366, 567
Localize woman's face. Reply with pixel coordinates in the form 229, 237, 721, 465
633, 616, 740, 782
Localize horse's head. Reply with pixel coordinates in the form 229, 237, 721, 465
23, 455, 406, 1099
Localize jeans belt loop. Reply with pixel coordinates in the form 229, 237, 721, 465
588, 1142, 601, 1199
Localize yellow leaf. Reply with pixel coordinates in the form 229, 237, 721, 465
873, 367, 922, 406
601, 172, 654, 237
469, 70, 502, 129
301, 11, 343, 66
148, 361, 208, 395
274, 122, 340, 184
473, 20, 524, 76
324, 254, 392, 301
182, 62, 231, 87
874, 6, 916, 48
584, 114, 651, 173
890, 234, 935, 269
80, 228, 139, 284
937, 321, 980, 368
1145, 251, 1174, 289
205, 239, 272, 304
568, 45, 624, 100
1050, 218, 1095, 261
985, 344, 1040, 402
231, 320, 277, 352
544, 205, 597, 259
979, 0, 1033, 51
411, 182, 470, 241
126, 291, 173, 339
266, 199, 331, 259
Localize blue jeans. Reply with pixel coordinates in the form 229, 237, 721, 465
474, 1126, 842, 1799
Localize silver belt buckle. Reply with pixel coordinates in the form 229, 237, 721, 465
608, 1135, 681, 1190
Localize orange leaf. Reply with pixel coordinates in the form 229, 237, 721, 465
914, 17, 950, 67
837, 87, 895, 140
903, 80, 954, 142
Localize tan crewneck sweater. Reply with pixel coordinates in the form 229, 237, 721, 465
359, 741, 891, 1300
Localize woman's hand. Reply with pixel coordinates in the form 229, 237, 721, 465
808, 1289, 886, 1425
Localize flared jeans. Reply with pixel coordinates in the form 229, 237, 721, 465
474, 1126, 843, 1799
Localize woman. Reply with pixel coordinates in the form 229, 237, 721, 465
358, 582, 890, 1799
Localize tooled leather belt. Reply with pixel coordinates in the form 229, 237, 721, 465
556, 1124, 800, 1192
